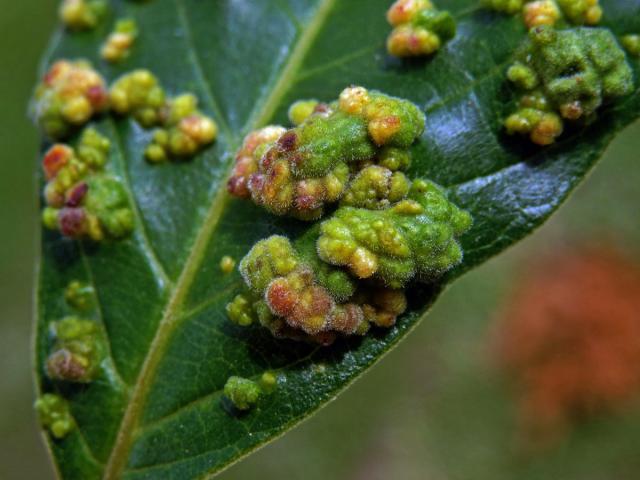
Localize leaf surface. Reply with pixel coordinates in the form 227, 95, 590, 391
34, 0, 640, 478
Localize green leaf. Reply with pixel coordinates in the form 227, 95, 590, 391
34, 0, 640, 478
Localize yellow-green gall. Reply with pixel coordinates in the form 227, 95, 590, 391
318, 180, 472, 288
101, 18, 138, 63
46, 316, 102, 383
239, 235, 300, 294
223, 376, 261, 411
288, 99, 320, 126
144, 94, 218, 161
35, 394, 75, 439
260, 371, 278, 392
386, 0, 456, 57
376, 147, 412, 171
523, 0, 561, 28
32, 60, 109, 139
64, 281, 95, 311
505, 27, 634, 145
226, 294, 257, 327
109, 70, 166, 127
341, 165, 411, 210
556, 0, 602, 25
220, 255, 236, 273
59, 0, 107, 31
622, 34, 640, 57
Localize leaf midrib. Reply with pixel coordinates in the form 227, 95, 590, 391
101, 0, 337, 477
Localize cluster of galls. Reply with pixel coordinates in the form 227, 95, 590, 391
41, 128, 134, 240
33, 61, 218, 161
32, 60, 109, 139
101, 18, 138, 63
35, 394, 75, 439
505, 26, 634, 145
227, 236, 409, 345
46, 316, 103, 383
223, 372, 277, 411
227, 86, 424, 220
385, 0, 456, 57
227, 180, 471, 344
318, 180, 472, 288
37, 280, 103, 439
483, 0, 602, 28
109, 70, 218, 161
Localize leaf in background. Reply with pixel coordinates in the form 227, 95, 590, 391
34, 0, 640, 478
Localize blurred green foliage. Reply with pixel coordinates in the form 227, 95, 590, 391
1, 1, 638, 479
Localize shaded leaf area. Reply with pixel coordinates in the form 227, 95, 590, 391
34, 0, 640, 479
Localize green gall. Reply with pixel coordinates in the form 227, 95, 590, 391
483, 0, 601, 27
64, 280, 95, 311
556, 0, 602, 25
341, 165, 411, 210
35, 394, 75, 439
101, 18, 138, 63
109, 70, 166, 127
260, 371, 278, 392
226, 294, 257, 327
376, 146, 412, 172
288, 99, 320, 126
59, 0, 107, 31
32, 60, 109, 139
317, 180, 472, 288
386, 0, 456, 57
46, 316, 103, 383
220, 255, 236, 274
622, 34, 640, 57
145, 94, 218, 161
223, 376, 261, 411
41, 128, 134, 241
228, 87, 424, 219
506, 27, 634, 145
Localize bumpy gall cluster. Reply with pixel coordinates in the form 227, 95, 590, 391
46, 316, 103, 383
35, 394, 75, 439
228, 86, 424, 220
386, 0, 456, 57
145, 94, 218, 162
226, 87, 473, 345
505, 26, 634, 145
109, 71, 218, 160
483, 0, 602, 28
109, 70, 166, 127
101, 18, 138, 63
228, 235, 409, 344
32, 60, 109, 139
223, 376, 262, 411
64, 280, 95, 311
318, 179, 472, 288
41, 128, 134, 241
59, 0, 107, 31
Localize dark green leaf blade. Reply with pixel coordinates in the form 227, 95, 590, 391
34, 0, 640, 479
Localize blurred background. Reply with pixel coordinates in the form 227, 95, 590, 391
2, 1, 639, 479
